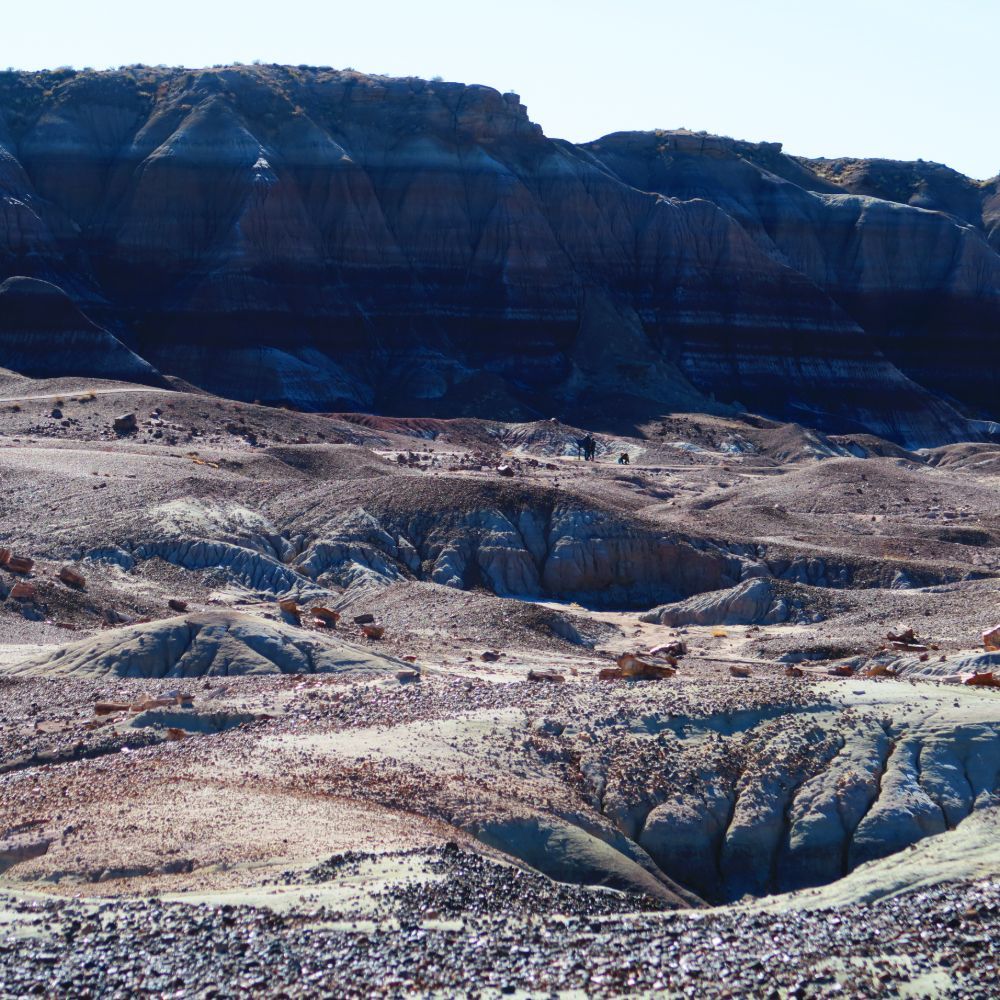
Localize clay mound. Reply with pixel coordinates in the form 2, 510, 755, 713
826, 433, 917, 461
7, 611, 407, 679
264, 444, 399, 480
343, 581, 617, 651
924, 441, 1000, 474
0, 277, 162, 384
642, 578, 787, 626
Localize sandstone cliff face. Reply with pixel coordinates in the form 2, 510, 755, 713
0, 66, 995, 445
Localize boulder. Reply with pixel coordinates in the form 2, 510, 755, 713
113, 413, 138, 434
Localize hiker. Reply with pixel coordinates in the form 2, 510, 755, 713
576, 436, 589, 459
583, 434, 596, 461
618, 451, 629, 465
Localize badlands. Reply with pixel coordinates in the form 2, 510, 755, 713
0, 371, 998, 996
1, 60, 1000, 997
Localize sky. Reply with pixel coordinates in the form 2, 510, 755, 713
3, 0, 997, 178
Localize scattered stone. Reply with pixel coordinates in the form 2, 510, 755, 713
864, 662, 898, 678
729, 664, 751, 678
527, 669, 565, 683
9, 581, 36, 601
94, 702, 132, 716
311, 606, 340, 626
889, 639, 928, 652
168, 598, 189, 612
964, 671, 1000, 688
496, 464, 515, 477
57, 565, 86, 589
480, 649, 501, 662
396, 669, 420, 683
361, 623, 385, 639
649, 640, 687, 658
3, 554, 34, 574
601, 653, 676, 680
353, 613, 375, 625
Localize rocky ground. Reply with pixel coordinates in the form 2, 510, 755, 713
1, 371, 999, 996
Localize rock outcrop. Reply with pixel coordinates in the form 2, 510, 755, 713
625, 710, 1000, 903
640, 578, 788, 626
0, 66, 995, 443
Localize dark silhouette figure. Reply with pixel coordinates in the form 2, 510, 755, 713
581, 434, 596, 461
618, 451, 630, 465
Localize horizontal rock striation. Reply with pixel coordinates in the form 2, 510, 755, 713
586, 130, 1000, 429
0, 276, 162, 383
0, 66, 994, 443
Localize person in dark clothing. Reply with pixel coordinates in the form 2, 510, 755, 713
583, 434, 596, 461
618, 451, 630, 465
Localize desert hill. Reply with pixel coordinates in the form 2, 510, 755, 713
0, 65, 997, 445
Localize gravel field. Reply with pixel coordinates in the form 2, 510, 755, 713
1, 376, 999, 996
2, 878, 997, 997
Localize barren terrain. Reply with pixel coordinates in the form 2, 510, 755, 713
0, 373, 999, 996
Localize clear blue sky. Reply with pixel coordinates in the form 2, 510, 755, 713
5, 0, 997, 178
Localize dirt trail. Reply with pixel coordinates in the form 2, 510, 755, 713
0, 387, 173, 403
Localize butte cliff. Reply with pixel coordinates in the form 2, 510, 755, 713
0, 64, 998, 446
